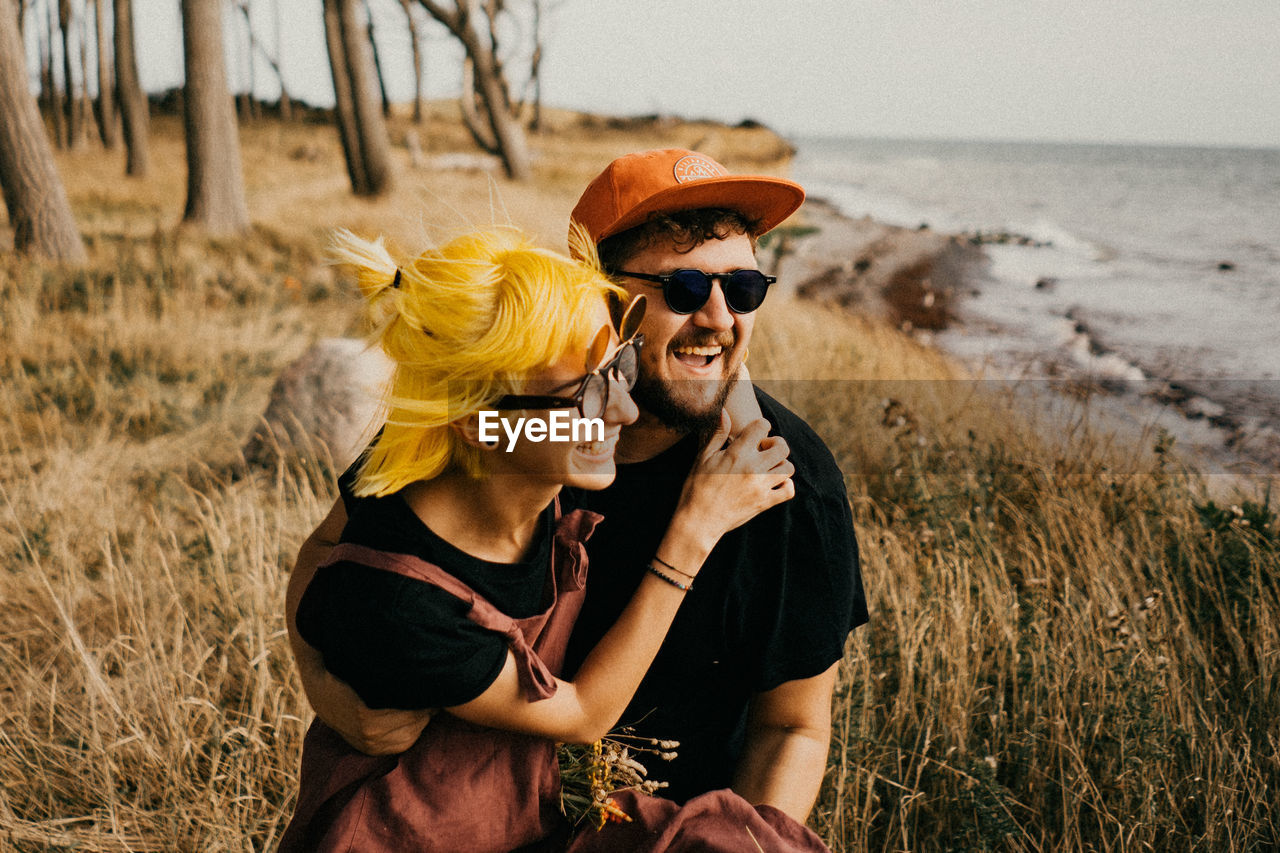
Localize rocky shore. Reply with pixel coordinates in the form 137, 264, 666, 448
774, 199, 985, 338
778, 195, 1279, 482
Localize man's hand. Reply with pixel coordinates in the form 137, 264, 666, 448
731, 663, 839, 822
287, 498, 433, 755
304, 663, 434, 755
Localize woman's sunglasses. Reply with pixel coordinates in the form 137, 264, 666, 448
492, 295, 646, 420
612, 268, 776, 315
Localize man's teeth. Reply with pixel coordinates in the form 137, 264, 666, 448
674, 345, 723, 357
576, 439, 609, 454
674, 345, 724, 366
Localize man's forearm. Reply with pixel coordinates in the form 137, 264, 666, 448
731, 724, 831, 822
730, 664, 839, 822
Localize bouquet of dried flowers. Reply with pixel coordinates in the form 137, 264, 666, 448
557, 731, 678, 829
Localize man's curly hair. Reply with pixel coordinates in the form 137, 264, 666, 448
597, 208, 760, 273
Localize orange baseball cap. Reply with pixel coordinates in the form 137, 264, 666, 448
570, 148, 805, 246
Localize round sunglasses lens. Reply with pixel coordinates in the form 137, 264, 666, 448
666, 270, 712, 314
616, 343, 639, 389
580, 375, 607, 420
726, 271, 771, 313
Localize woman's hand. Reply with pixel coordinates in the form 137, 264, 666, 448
666, 411, 795, 564
722, 364, 763, 438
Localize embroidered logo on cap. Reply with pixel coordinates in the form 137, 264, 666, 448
672, 154, 727, 184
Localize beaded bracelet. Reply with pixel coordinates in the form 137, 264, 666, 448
652, 554, 695, 581
646, 562, 690, 592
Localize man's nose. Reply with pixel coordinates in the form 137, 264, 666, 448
691, 280, 734, 331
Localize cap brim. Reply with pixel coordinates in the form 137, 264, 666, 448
596, 175, 805, 242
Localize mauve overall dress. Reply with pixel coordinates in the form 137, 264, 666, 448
279, 506, 601, 853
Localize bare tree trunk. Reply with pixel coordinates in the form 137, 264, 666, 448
91, 0, 117, 148
234, 0, 290, 120
272, 0, 291, 120
338, 0, 393, 194
527, 0, 542, 132
237, 0, 259, 120
362, 0, 391, 118
416, 0, 530, 181
399, 0, 425, 125
180, 0, 250, 234
59, 0, 80, 148
114, 0, 150, 175
0, 0, 87, 261
459, 57, 497, 153
462, 19, 529, 179
322, 0, 367, 194
77, 4, 94, 144
46, 0, 66, 147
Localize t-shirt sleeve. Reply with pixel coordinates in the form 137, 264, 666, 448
753, 422, 868, 693
296, 560, 510, 710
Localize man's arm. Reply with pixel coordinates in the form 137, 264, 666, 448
287, 499, 434, 755
731, 662, 839, 822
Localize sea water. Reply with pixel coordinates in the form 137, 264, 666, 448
794, 137, 1280, 474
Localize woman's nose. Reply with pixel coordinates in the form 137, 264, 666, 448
605, 373, 639, 426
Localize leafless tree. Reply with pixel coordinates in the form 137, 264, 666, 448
230, 0, 293, 119
77, 2, 94, 143
522, 0, 542, 129
415, 0, 530, 180
323, 0, 394, 196
272, 0, 291, 119
0, 0, 87, 261
44, 0, 66, 146
180, 0, 249, 234
399, 0, 426, 124
58, 0, 80, 148
322, 0, 364, 192
363, 0, 391, 117
90, 0, 117, 148
232, 0, 255, 120
114, 0, 149, 175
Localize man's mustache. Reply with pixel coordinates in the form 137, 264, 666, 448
667, 332, 736, 351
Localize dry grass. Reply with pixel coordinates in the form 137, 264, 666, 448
2, 115, 1277, 851
750, 307, 1279, 851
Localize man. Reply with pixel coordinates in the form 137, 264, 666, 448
286, 148, 867, 824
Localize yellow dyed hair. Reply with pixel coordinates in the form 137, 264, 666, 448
331, 226, 622, 497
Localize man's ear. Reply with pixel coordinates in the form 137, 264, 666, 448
452, 413, 499, 449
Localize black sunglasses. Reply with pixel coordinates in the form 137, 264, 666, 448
491, 295, 646, 420
613, 268, 776, 315
492, 337, 643, 420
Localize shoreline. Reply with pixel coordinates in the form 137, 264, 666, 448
781, 195, 1279, 487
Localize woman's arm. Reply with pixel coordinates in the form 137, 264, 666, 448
450, 415, 794, 744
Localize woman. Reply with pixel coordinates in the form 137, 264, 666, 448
279, 228, 796, 852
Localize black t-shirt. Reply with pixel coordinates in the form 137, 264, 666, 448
295, 467, 556, 710
563, 388, 867, 803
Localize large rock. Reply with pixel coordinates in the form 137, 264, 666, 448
244, 338, 392, 470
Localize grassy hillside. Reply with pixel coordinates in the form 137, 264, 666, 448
1, 113, 1276, 851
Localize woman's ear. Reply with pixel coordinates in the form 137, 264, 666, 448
451, 413, 500, 449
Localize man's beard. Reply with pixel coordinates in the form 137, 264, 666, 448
631, 368, 737, 435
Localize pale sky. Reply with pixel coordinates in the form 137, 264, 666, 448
62, 0, 1280, 148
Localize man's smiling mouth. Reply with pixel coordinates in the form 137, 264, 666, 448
673, 344, 723, 367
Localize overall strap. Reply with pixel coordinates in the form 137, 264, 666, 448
320, 543, 559, 702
